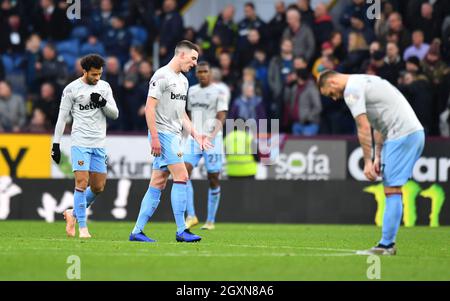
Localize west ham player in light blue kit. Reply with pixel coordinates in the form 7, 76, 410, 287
318, 70, 424, 255
129, 41, 212, 243
52, 54, 119, 238
184, 62, 228, 230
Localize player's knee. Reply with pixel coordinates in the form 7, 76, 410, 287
91, 185, 105, 194
75, 179, 88, 190
208, 173, 220, 188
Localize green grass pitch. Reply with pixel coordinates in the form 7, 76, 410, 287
0, 221, 449, 281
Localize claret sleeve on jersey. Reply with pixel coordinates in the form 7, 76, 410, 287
102, 84, 119, 120
53, 87, 73, 143
148, 73, 167, 100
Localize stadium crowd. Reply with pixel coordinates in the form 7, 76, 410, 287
0, 0, 449, 136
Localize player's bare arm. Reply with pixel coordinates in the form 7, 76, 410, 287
182, 111, 213, 151
373, 130, 384, 176
145, 96, 161, 157
355, 113, 376, 181
210, 111, 227, 139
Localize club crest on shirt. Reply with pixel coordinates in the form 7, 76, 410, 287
177, 152, 183, 158
345, 92, 360, 105
78, 160, 84, 166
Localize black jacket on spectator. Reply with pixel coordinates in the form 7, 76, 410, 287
32, 5, 71, 41
237, 17, 267, 47
36, 57, 68, 88
197, 15, 237, 50
267, 12, 286, 56
313, 15, 334, 54
399, 77, 434, 135
383, 57, 405, 86
159, 10, 184, 65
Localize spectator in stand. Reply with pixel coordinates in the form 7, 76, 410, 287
229, 81, 267, 128
90, 0, 116, 37
413, 2, 440, 44
398, 71, 434, 135
33, 82, 59, 126
295, 0, 314, 28
0, 80, 26, 132
267, 1, 286, 56
102, 15, 132, 65
374, 1, 395, 42
383, 42, 405, 86
0, 13, 28, 54
126, 0, 157, 53
23, 34, 42, 93
343, 10, 375, 48
124, 45, 145, 77
105, 56, 123, 130
0, 56, 4, 80
340, 0, 372, 30
158, 0, 184, 66
313, 3, 334, 54
329, 31, 347, 62
236, 28, 262, 70
35, 43, 68, 88
339, 31, 370, 74
237, 2, 267, 49
312, 42, 337, 79
282, 7, 315, 64
197, 4, 237, 59
384, 12, 411, 53
26, 107, 52, 132
32, 0, 71, 41
218, 51, 240, 101
403, 30, 429, 61
283, 67, 321, 135
268, 38, 295, 119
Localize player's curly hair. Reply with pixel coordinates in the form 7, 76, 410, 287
80, 54, 105, 72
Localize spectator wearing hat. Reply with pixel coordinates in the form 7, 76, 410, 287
364, 50, 391, 81
312, 42, 336, 79
405, 56, 423, 76
403, 30, 430, 61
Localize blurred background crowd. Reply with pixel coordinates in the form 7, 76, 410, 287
0, 0, 449, 136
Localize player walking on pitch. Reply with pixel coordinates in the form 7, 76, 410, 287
184, 61, 228, 230
51, 54, 119, 238
318, 70, 425, 255
129, 40, 212, 243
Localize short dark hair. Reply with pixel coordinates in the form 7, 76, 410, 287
317, 70, 338, 89
196, 61, 210, 69
175, 40, 200, 54
80, 54, 105, 72
245, 2, 255, 9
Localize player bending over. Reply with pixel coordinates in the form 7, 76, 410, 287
318, 70, 424, 255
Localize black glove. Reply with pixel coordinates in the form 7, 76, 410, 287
90, 92, 107, 108
51, 143, 61, 164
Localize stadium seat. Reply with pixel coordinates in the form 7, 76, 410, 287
129, 26, 148, 46
70, 26, 90, 41
55, 39, 80, 57
80, 41, 106, 57
60, 53, 78, 73
1, 55, 14, 73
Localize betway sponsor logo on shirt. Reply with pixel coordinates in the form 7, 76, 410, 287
170, 92, 187, 101
79, 102, 103, 110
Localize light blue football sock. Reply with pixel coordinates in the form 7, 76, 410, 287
73, 186, 97, 219
171, 182, 188, 234
131, 186, 161, 235
206, 186, 221, 223
186, 180, 196, 217
380, 193, 403, 246
74, 188, 87, 228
